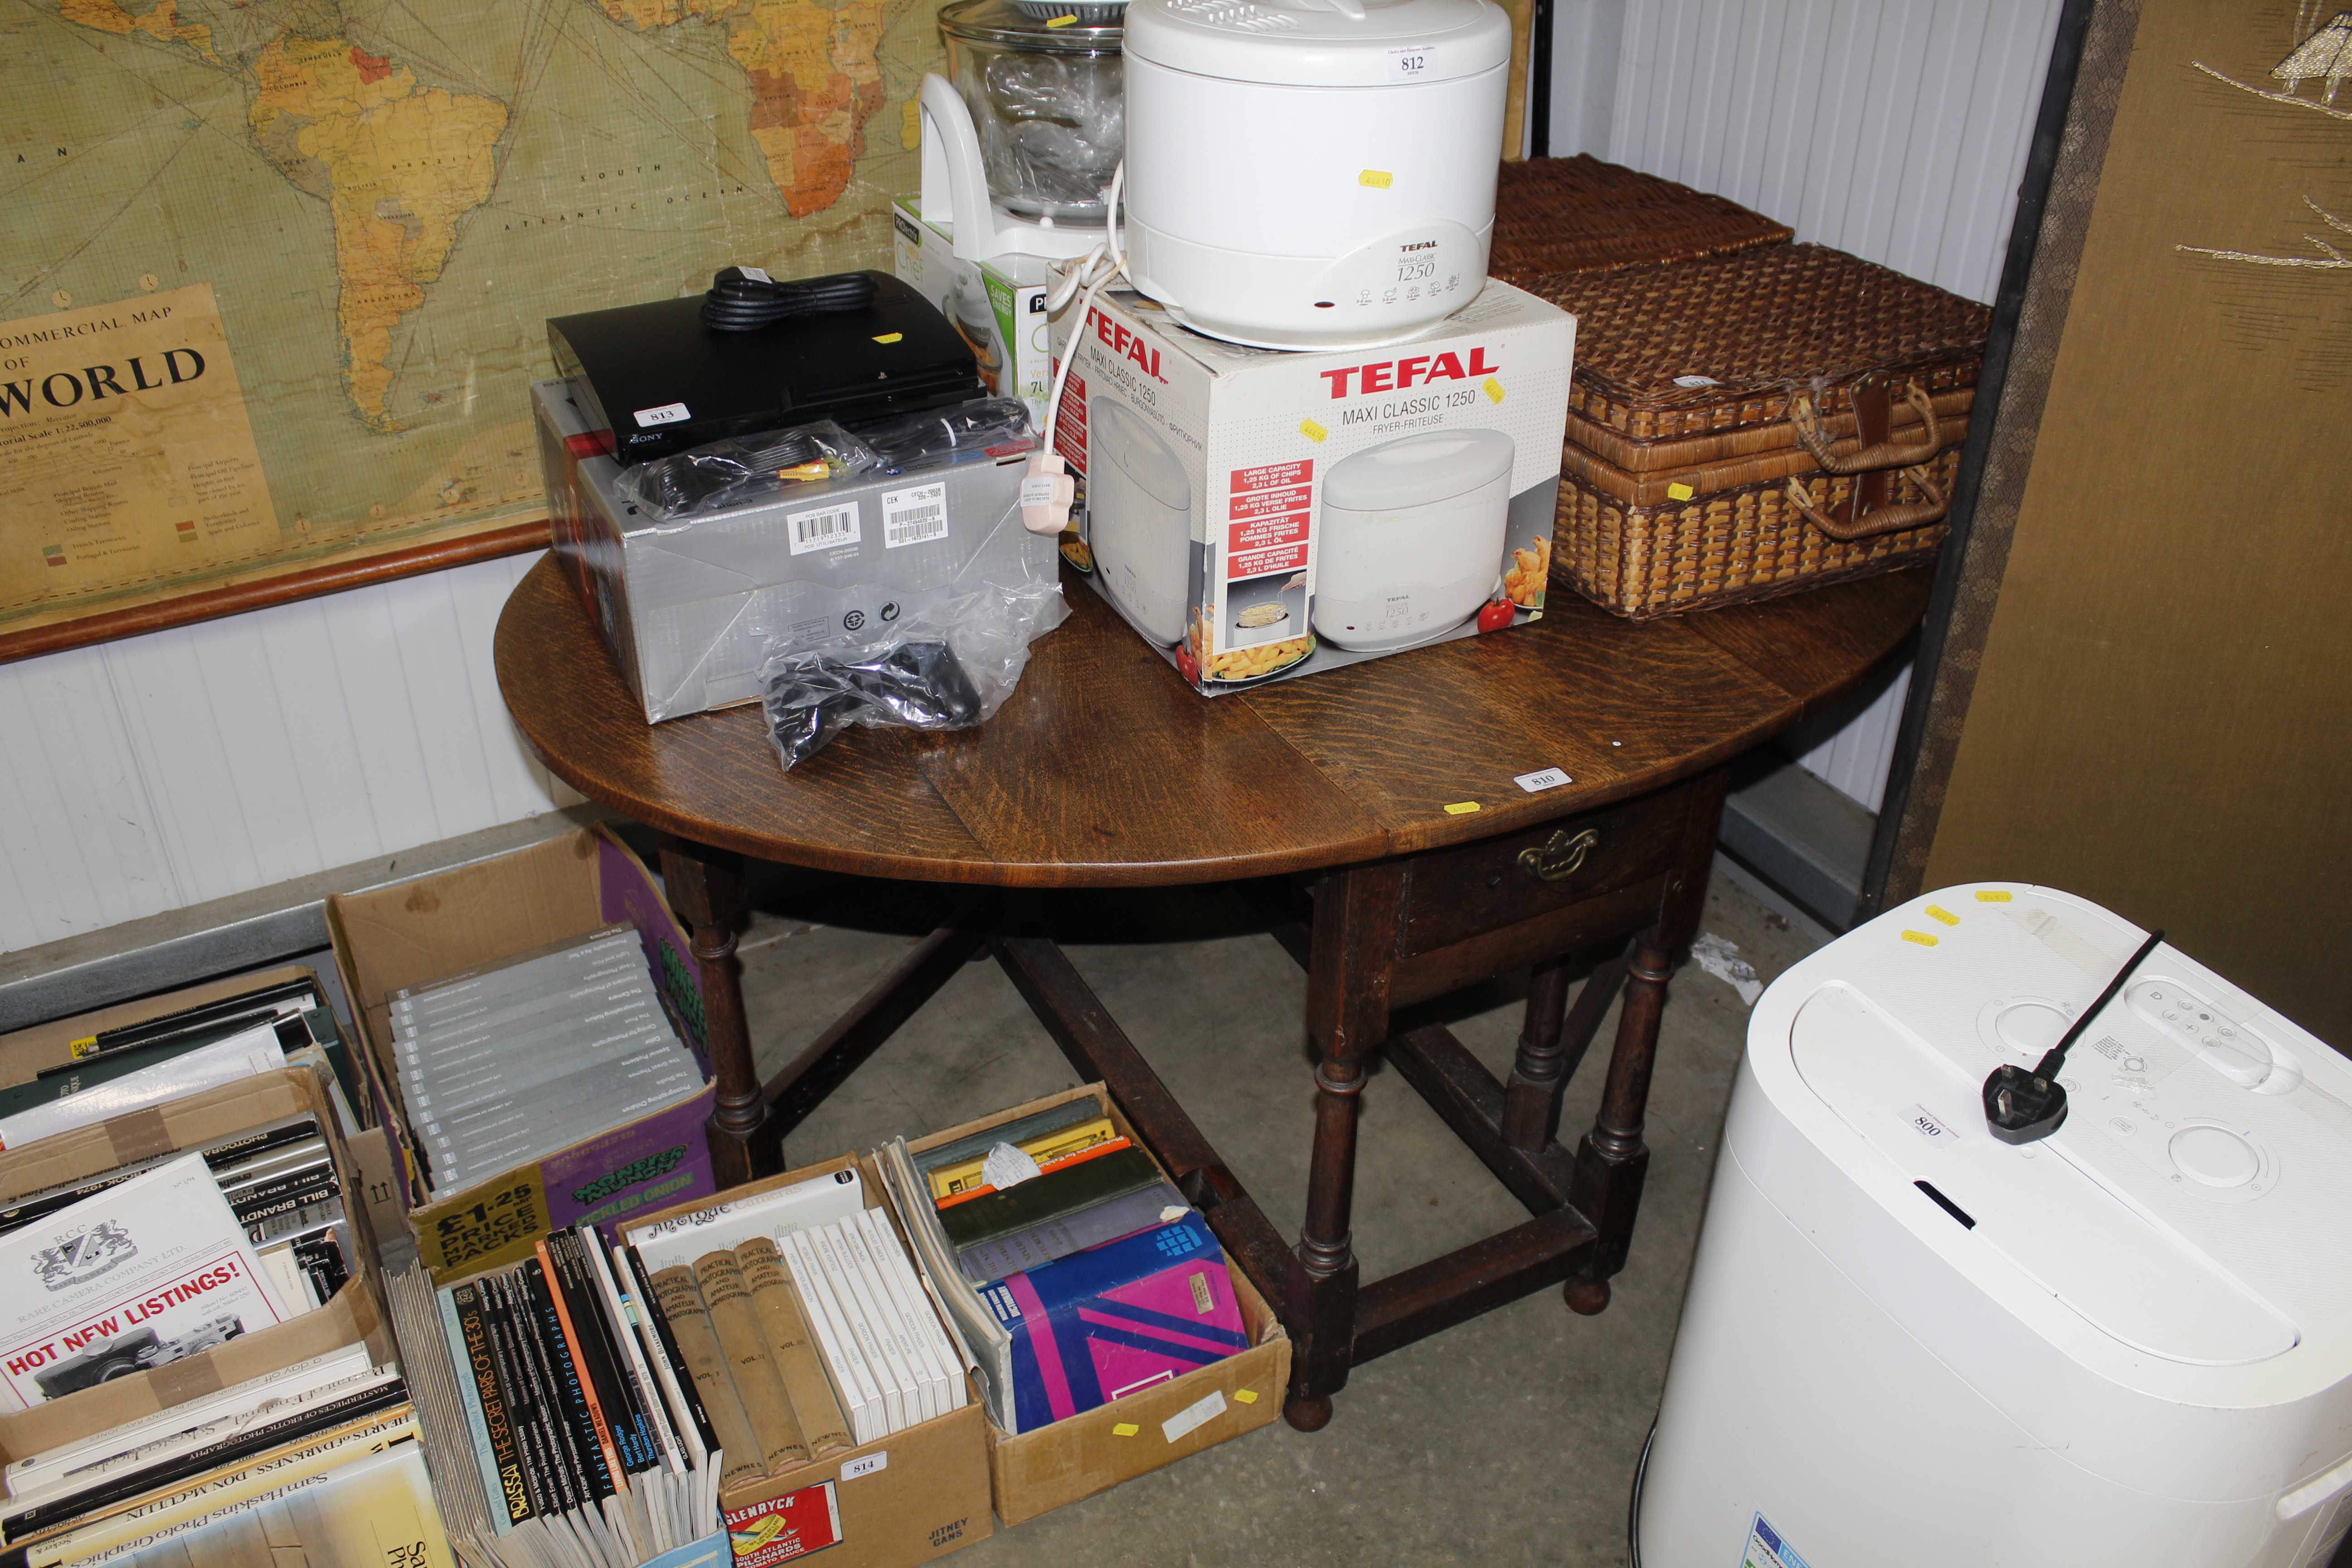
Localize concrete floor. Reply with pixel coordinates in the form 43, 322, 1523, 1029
730, 858, 1831, 1568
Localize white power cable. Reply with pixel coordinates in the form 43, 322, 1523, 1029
1019, 162, 1128, 534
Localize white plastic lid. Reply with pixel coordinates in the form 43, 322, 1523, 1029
1322, 427, 1514, 512
1089, 396, 1192, 508
1123, 0, 1510, 88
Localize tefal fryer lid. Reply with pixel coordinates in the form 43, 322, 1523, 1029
1322, 427, 1513, 512
1123, 0, 1509, 88
1088, 396, 1192, 508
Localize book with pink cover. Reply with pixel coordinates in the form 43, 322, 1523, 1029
977, 1211, 1249, 1432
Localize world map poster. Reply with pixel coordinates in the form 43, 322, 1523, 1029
0, 0, 943, 636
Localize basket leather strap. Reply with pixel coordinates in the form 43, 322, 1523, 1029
1784, 377, 1945, 474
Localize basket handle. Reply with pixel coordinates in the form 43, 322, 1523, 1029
1785, 463, 1949, 540
1781, 372, 1953, 540
1785, 377, 1945, 474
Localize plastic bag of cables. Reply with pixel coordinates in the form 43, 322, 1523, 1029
757, 578, 1068, 770
858, 397, 1037, 474
616, 421, 877, 522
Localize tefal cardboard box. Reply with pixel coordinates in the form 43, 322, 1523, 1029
0, 1066, 395, 1465
1053, 281, 1573, 694
325, 824, 719, 1289
534, 379, 1054, 725
891, 197, 1063, 428
903, 1084, 1289, 1526
626, 1151, 993, 1568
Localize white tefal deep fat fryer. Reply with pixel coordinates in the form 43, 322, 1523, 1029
1312, 428, 1512, 651
1118, 0, 1509, 350
1084, 395, 1193, 644
1640, 884, 2352, 1568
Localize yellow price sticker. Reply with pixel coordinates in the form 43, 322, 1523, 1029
872, 332, 903, 343
1443, 801, 1480, 815
1975, 890, 2013, 902
1666, 481, 1695, 501
1901, 930, 1940, 948
1483, 377, 1506, 403
1299, 418, 1328, 442
1925, 905, 1959, 926
1112, 1422, 1139, 1436
1358, 169, 1394, 189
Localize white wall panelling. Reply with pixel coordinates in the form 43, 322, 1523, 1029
1594, 0, 2060, 808
0, 552, 574, 955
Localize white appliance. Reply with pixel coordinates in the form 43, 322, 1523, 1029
1312, 428, 1511, 651
1085, 395, 1192, 644
1119, 0, 1509, 350
1639, 884, 2352, 1568
920, 0, 1126, 265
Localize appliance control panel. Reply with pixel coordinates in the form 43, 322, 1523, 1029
1308, 224, 1485, 318
1774, 885, 2352, 1354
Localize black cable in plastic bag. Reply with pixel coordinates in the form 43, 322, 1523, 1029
763, 639, 985, 769
701, 267, 877, 332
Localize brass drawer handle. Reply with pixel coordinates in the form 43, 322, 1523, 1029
1518, 827, 1600, 882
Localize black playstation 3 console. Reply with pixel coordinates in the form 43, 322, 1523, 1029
549, 270, 984, 464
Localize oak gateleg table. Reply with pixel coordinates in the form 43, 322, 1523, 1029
494, 557, 1924, 1429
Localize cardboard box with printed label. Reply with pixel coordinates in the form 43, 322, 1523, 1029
0, 1065, 395, 1465
627, 1152, 994, 1568
325, 824, 720, 1289
1052, 282, 1574, 693
535, 380, 1055, 725
903, 1084, 1290, 1526
891, 198, 1064, 429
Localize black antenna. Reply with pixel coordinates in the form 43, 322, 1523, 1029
1982, 928, 2165, 1145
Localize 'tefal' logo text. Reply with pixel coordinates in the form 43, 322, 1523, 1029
1086, 308, 1166, 382
1319, 348, 1499, 399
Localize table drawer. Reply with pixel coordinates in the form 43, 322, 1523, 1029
1394, 784, 1696, 958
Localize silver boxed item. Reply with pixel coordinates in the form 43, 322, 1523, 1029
534, 381, 1057, 723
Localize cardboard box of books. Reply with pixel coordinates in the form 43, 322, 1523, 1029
0, 965, 366, 1153
0, 1064, 394, 1465
887, 1085, 1289, 1526
622, 1152, 993, 1568
325, 823, 719, 1289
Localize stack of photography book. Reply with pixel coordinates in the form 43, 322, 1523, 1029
388, 930, 702, 1196
389, 1216, 740, 1568
875, 1098, 1251, 1435
0, 1152, 431, 1568
622, 1167, 966, 1463
0, 978, 361, 1154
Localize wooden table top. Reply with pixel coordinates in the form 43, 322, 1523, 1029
495, 559, 1928, 888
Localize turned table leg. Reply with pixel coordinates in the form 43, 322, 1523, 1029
1284, 863, 1405, 1431
658, 834, 767, 1188
1499, 954, 1575, 1150
1561, 768, 1728, 1314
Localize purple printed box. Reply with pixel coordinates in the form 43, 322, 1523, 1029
983, 1210, 1250, 1432
326, 823, 719, 1288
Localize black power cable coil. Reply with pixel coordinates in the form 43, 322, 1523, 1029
700, 266, 877, 331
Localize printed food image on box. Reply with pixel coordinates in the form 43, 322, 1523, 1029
1055, 283, 1575, 695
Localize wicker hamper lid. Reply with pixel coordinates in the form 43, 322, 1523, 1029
1525, 243, 1991, 443
1488, 155, 1794, 281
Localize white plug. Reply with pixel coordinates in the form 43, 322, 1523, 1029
1020, 450, 1075, 535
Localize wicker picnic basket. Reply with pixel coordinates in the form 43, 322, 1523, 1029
1489, 155, 1794, 282
1524, 244, 1991, 620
